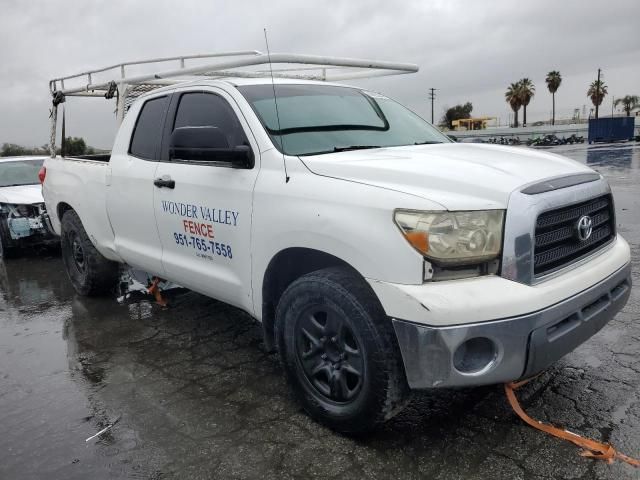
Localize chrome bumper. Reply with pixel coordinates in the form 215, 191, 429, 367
392, 262, 631, 389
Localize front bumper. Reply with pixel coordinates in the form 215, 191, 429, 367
2, 212, 57, 248
392, 262, 631, 389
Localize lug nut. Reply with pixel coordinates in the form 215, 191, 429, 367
321, 354, 327, 360
320, 336, 327, 343
331, 336, 338, 343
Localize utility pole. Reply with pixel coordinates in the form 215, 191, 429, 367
428, 88, 437, 124
595, 68, 601, 119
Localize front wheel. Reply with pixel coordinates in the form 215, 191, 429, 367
276, 267, 409, 433
61, 210, 119, 296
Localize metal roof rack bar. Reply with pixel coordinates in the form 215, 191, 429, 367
50, 50, 263, 89
50, 52, 419, 95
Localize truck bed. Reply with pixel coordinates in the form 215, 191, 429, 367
42, 155, 118, 261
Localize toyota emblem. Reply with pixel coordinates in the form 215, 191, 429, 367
576, 215, 593, 241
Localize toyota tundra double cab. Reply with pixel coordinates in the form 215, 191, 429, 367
42, 53, 631, 432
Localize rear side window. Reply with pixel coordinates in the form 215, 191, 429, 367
129, 96, 169, 159
173, 93, 248, 148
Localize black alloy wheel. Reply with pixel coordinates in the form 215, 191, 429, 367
295, 305, 364, 403
69, 230, 86, 275
276, 267, 410, 433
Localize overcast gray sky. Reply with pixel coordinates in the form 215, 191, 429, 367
1, 0, 638, 149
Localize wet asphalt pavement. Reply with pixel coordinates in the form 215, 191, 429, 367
1, 142, 639, 480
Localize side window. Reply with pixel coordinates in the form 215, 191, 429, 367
173, 93, 248, 149
129, 96, 169, 160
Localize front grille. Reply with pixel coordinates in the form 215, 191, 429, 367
534, 195, 615, 276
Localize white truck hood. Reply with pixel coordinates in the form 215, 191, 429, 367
0, 184, 44, 205
301, 143, 594, 210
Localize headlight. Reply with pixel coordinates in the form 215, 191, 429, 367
394, 210, 504, 265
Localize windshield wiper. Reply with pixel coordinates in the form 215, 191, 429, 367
414, 141, 443, 145
333, 145, 381, 152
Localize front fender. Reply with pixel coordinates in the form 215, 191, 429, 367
250, 155, 442, 321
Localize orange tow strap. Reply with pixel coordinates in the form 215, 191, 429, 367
147, 277, 168, 307
505, 379, 639, 468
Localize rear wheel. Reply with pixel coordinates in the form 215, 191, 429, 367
61, 210, 119, 296
276, 267, 409, 433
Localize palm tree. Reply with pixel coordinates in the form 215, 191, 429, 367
517, 78, 535, 127
505, 82, 522, 127
614, 95, 640, 116
587, 80, 608, 118
545, 71, 562, 125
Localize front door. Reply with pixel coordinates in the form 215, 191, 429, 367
153, 88, 259, 312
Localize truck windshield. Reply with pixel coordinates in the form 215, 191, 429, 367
0, 159, 44, 187
238, 84, 450, 156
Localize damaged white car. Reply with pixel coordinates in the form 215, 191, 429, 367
0, 156, 57, 258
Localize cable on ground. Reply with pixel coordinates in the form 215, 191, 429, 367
505, 379, 639, 468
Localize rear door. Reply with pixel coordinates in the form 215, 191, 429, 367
106, 93, 169, 274
153, 87, 259, 312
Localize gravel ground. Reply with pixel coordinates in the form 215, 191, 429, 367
0, 142, 638, 480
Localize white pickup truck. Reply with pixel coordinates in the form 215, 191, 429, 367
42, 53, 631, 432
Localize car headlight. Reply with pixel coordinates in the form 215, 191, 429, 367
394, 210, 505, 265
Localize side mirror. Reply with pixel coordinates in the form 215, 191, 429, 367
169, 126, 253, 167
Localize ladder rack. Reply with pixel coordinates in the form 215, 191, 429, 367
48, 51, 419, 156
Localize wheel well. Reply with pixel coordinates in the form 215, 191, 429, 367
261, 248, 356, 352
57, 202, 73, 222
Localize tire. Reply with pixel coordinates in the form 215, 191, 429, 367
60, 210, 119, 296
0, 213, 19, 259
276, 267, 410, 433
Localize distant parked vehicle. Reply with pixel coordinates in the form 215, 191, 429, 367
0, 157, 57, 258
487, 136, 521, 146
563, 134, 585, 145
544, 134, 562, 146
527, 134, 568, 147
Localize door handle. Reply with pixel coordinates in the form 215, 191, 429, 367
154, 177, 175, 189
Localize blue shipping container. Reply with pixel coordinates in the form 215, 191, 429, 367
588, 117, 635, 143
